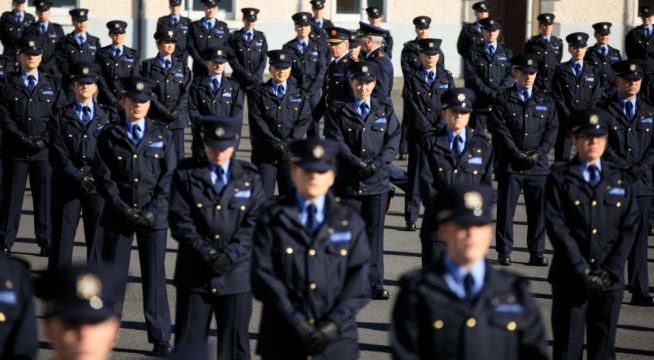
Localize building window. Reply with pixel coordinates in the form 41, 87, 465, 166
334, 0, 385, 20
51, 0, 77, 7
192, 0, 233, 13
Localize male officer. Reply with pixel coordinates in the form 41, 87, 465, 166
96, 20, 140, 109
491, 54, 558, 266
36, 265, 125, 360
188, 0, 229, 77
0, 54, 16, 79
552, 32, 603, 161
141, 29, 192, 161
359, 22, 394, 107
24, 0, 64, 77
349, 30, 362, 60
464, 17, 514, 131
249, 50, 311, 198
625, 5, 654, 72
524, 13, 564, 94
56, 8, 101, 99
283, 12, 327, 138
456, 1, 499, 57
320, 27, 354, 108
228, 8, 268, 91
93, 77, 175, 355
365, 6, 392, 58
309, 0, 334, 46
252, 138, 371, 359
0, 252, 37, 359
325, 62, 400, 300
546, 108, 640, 359
49, 62, 117, 270
156, 0, 191, 64
170, 115, 265, 359
0, 36, 66, 256
189, 47, 244, 159
391, 184, 549, 360
585, 22, 622, 95
0, 0, 35, 58
597, 60, 654, 306
402, 38, 454, 232
417, 88, 493, 267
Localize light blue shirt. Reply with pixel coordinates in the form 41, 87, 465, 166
354, 97, 371, 116
618, 95, 638, 119
242, 29, 254, 41
126, 118, 146, 142
443, 255, 486, 300
597, 44, 608, 54
204, 17, 215, 29
75, 32, 87, 44
75, 101, 95, 123
447, 128, 466, 152
170, 15, 180, 24
540, 35, 551, 42
21, 71, 39, 88
580, 158, 602, 183
209, 74, 222, 90
483, 41, 497, 55
296, 38, 309, 51
295, 192, 326, 232
515, 84, 533, 101
271, 81, 287, 96
423, 67, 437, 84
645, 25, 653, 35
111, 44, 124, 55
313, 18, 324, 28
208, 159, 230, 186
571, 60, 584, 75
38, 21, 49, 32
159, 54, 173, 68
13, 11, 24, 22
475, 22, 481, 33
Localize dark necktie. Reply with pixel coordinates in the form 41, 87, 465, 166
114, 48, 121, 59
246, 32, 252, 43
212, 78, 220, 93
522, 90, 530, 102
205, 20, 212, 30
214, 166, 225, 193
77, 35, 84, 47
601, 46, 607, 57
81, 106, 92, 125
488, 45, 495, 56
427, 71, 435, 85
646, 27, 651, 37
544, 38, 549, 47
625, 101, 635, 121
575, 63, 582, 78
27, 75, 37, 92
15, 13, 21, 23
588, 165, 600, 187
165, 59, 171, 71
359, 102, 369, 118
300, 42, 306, 54
131, 124, 142, 144
453, 135, 464, 157
277, 85, 285, 98
40, 23, 46, 35
306, 203, 317, 233
171, 16, 178, 26
463, 273, 475, 302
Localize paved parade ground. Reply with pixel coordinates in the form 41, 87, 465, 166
8, 86, 654, 359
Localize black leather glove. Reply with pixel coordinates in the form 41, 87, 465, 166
277, 143, 293, 164
626, 165, 645, 182
524, 150, 540, 167
207, 251, 232, 277
31, 137, 46, 150
303, 321, 339, 355
79, 175, 95, 193
139, 211, 156, 228
294, 320, 315, 343
591, 269, 615, 288
582, 268, 605, 298
125, 208, 143, 227
358, 161, 379, 180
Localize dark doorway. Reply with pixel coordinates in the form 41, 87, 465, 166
488, 0, 528, 52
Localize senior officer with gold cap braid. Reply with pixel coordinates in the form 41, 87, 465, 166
585, 22, 623, 94
0, 0, 35, 58
319, 27, 355, 109
188, 0, 229, 77
228, 8, 268, 90
170, 115, 265, 360
24, 0, 64, 77
365, 6, 392, 58
546, 108, 640, 360
252, 138, 371, 360
93, 77, 175, 356
391, 184, 548, 360
359, 22, 394, 107
524, 13, 563, 94
156, 0, 192, 64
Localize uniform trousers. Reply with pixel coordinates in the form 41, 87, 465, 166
256, 162, 292, 199
629, 196, 651, 297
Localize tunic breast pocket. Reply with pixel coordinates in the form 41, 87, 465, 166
228, 197, 249, 212
637, 118, 653, 133
324, 241, 349, 282
487, 313, 521, 357
144, 146, 165, 172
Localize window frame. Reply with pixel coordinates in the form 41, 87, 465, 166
186, 0, 235, 21
331, 0, 388, 24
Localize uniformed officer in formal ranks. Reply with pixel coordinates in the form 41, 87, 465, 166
0, 252, 37, 359
309, 0, 334, 47
189, 47, 244, 159
252, 138, 371, 359
0, 53, 16, 79
456, 1, 503, 57
402, 38, 454, 233
417, 88, 493, 267
248, 50, 311, 198
0, 0, 35, 58
48, 62, 117, 271
36, 265, 125, 360
24, 0, 64, 77
96, 20, 140, 109
324, 62, 400, 300
56, 8, 101, 100
349, 30, 362, 60
391, 183, 549, 360
93, 77, 175, 355
188, 0, 229, 77
545, 108, 640, 360
585, 22, 623, 95
227, 8, 268, 91
491, 54, 558, 267
358, 22, 394, 107
626, 5, 654, 73
524, 13, 563, 94
552, 32, 603, 161
464, 16, 514, 131
283, 12, 327, 138
0, 36, 66, 256
141, 29, 191, 161
597, 59, 654, 306
320, 26, 355, 109
365, 6, 393, 58
156, 0, 191, 64
170, 115, 265, 360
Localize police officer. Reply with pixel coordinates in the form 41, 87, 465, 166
0, 36, 66, 256
320, 27, 354, 108
156, 0, 191, 64
324, 62, 401, 300
55, 8, 101, 100
456, 1, 497, 57
309, 0, 334, 46
170, 115, 265, 360
597, 60, 654, 306
188, 0, 229, 77
48, 62, 116, 271
417, 88, 492, 267
402, 38, 455, 232
228, 8, 268, 91
0, 0, 35, 58
0, 54, 16, 79
391, 184, 549, 360
96, 20, 140, 109
252, 138, 371, 359
491, 54, 558, 266
552, 32, 603, 161
141, 29, 192, 161
626, 5, 654, 72
546, 108, 640, 360
35, 265, 125, 360
359, 22, 394, 107
349, 30, 362, 60
0, 252, 37, 359
189, 47, 244, 159
585, 22, 622, 95
464, 17, 514, 131
283, 12, 327, 138
524, 13, 563, 94
249, 50, 311, 198
93, 77, 175, 355
24, 0, 64, 77
365, 6, 393, 58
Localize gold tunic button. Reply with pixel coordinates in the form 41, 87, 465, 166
507, 321, 517, 331
214, 234, 220, 240
574, 200, 580, 206
196, 203, 203, 208
309, 283, 317, 290
0, 312, 5, 322
466, 318, 476, 328
340, 249, 348, 256
590, 258, 596, 263
433, 320, 444, 329
133, 178, 139, 183
308, 249, 316, 256
240, 205, 246, 211
133, 154, 138, 159
286, 247, 294, 254
5, 280, 13, 289
216, 205, 222, 210
211, 288, 217, 294
591, 200, 597, 206
616, 202, 621, 208
592, 228, 597, 235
